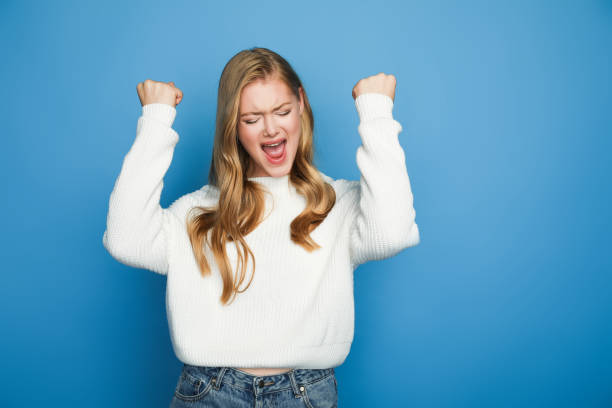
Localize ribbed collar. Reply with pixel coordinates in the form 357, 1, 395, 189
247, 173, 292, 195
245, 171, 333, 198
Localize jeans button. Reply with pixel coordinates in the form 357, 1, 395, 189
259, 379, 265, 388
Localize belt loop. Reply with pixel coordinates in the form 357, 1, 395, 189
213, 367, 227, 390
287, 368, 302, 398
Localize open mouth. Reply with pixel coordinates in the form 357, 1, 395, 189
261, 139, 287, 162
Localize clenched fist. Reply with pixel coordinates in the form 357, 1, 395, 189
136, 79, 183, 108
352, 72, 396, 102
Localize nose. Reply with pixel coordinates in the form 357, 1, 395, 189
262, 115, 280, 138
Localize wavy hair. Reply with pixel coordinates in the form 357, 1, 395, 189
186, 47, 336, 306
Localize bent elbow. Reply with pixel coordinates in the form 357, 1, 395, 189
407, 223, 420, 247
391, 222, 420, 253
102, 229, 118, 257
102, 228, 130, 261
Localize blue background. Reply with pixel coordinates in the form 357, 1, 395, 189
1, 0, 611, 406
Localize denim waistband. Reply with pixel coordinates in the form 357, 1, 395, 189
181, 364, 335, 397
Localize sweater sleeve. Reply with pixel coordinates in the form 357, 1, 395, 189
102, 103, 179, 275
348, 93, 420, 268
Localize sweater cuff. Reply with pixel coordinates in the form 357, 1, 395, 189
355, 93, 394, 122
142, 103, 177, 127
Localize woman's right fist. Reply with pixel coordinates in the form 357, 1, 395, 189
136, 79, 183, 108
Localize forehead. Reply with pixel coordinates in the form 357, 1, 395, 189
239, 77, 294, 109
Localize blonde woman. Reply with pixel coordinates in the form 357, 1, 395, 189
102, 47, 420, 407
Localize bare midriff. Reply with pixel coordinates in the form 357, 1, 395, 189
233, 367, 293, 376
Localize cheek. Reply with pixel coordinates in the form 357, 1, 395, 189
285, 116, 301, 136
238, 127, 260, 152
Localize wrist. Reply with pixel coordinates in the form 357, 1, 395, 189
142, 103, 177, 127
355, 93, 393, 122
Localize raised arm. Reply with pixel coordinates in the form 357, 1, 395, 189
102, 80, 184, 275
348, 74, 420, 268
102, 102, 180, 275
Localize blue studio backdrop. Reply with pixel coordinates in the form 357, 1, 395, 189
1, 0, 611, 407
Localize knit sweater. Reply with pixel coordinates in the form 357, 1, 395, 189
102, 92, 420, 369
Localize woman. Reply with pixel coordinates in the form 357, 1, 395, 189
102, 47, 420, 407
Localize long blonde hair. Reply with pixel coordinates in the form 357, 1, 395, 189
186, 47, 336, 306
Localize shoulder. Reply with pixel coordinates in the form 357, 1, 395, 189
167, 184, 220, 223
318, 170, 360, 202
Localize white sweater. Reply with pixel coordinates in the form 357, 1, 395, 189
102, 93, 420, 369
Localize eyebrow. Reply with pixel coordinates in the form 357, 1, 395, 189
240, 102, 292, 117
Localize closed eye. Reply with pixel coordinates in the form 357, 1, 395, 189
244, 110, 291, 125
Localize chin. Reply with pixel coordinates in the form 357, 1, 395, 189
264, 165, 291, 177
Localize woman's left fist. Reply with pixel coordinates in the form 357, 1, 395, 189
352, 72, 396, 101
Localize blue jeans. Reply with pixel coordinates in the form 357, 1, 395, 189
169, 364, 338, 407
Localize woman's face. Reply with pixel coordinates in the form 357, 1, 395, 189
237, 76, 304, 178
